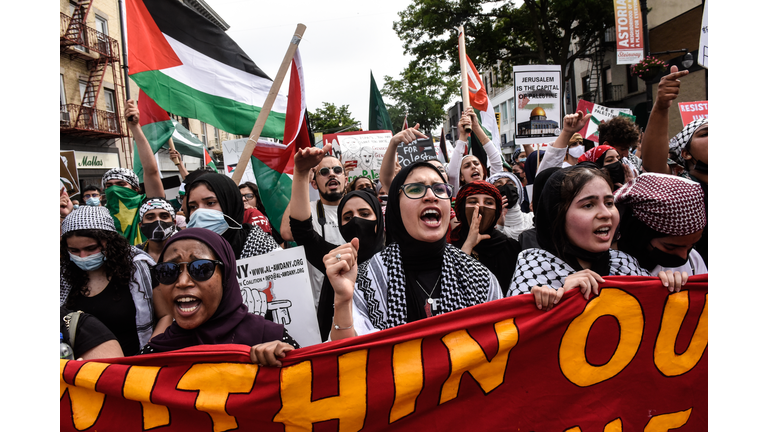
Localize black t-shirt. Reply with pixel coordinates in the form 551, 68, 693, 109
60, 306, 117, 359
69, 278, 140, 356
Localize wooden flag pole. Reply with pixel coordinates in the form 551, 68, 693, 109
167, 137, 180, 165
457, 25, 471, 134
231, 23, 307, 184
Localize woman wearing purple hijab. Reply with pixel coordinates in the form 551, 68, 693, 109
141, 228, 298, 366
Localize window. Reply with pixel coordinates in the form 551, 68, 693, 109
68, 2, 87, 51
60, 75, 67, 109
214, 128, 220, 146
95, 15, 110, 55
626, 65, 638, 93
200, 122, 208, 145
79, 80, 96, 128
104, 89, 117, 132
501, 102, 508, 124
507, 100, 515, 125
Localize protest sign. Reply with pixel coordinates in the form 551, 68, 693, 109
236, 246, 321, 348
614, 0, 644, 64
699, 0, 708, 68
222, 138, 258, 185
323, 130, 392, 182
396, 137, 437, 168
576, 99, 635, 143
60, 151, 80, 197
513, 65, 562, 146
61, 275, 707, 431
678, 101, 708, 125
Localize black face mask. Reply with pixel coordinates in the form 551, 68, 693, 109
339, 217, 379, 261
604, 161, 625, 186
649, 247, 689, 268
496, 183, 519, 209
140, 220, 175, 242
360, 187, 376, 196
514, 172, 525, 182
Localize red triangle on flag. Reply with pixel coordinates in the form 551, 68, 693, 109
137, 89, 171, 126
126, 0, 182, 75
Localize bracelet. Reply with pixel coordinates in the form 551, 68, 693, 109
333, 322, 353, 330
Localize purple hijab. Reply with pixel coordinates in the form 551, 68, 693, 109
148, 228, 283, 352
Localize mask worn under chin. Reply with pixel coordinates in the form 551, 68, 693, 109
141, 220, 176, 242
187, 208, 241, 235
86, 197, 101, 206
649, 247, 689, 268
496, 184, 519, 209
339, 217, 379, 261
568, 145, 585, 159
604, 161, 625, 186
69, 251, 106, 271
464, 205, 496, 233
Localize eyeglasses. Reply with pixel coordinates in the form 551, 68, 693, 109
318, 166, 344, 176
400, 183, 453, 199
152, 259, 223, 285
241, 193, 255, 200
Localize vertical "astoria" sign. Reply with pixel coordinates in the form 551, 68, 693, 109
614, 0, 644, 64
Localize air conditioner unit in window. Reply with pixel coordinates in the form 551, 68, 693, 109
60, 111, 70, 123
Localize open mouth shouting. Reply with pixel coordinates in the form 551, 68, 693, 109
593, 225, 613, 241
175, 296, 202, 316
469, 169, 482, 181
420, 207, 443, 227
326, 178, 340, 190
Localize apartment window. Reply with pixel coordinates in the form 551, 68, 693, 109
68, 2, 87, 51
104, 89, 117, 132
214, 128, 220, 146
79, 80, 96, 128
507, 100, 515, 125
95, 15, 110, 55
201, 122, 208, 145
60, 75, 67, 109
626, 65, 638, 93
501, 102, 508, 124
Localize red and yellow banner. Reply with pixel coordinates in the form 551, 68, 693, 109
61, 275, 707, 431
614, 0, 644, 64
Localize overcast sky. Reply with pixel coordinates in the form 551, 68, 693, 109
206, 0, 422, 132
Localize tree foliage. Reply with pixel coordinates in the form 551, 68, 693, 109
308, 102, 360, 134
382, 61, 460, 135
394, 0, 615, 84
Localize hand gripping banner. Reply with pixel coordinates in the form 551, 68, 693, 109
61, 275, 707, 431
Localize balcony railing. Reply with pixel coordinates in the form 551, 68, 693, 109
61, 104, 126, 138
60, 13, 120, 61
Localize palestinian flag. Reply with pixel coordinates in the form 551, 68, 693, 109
126, 0, 286, 139
368, 72, 394, 134
105, 185, 146, 245
250, 49, 313, 236
133, 90, 218, 182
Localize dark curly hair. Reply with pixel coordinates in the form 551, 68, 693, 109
598, 116, 640, 151
61, 229, 135, 305
238, 181, 266, 214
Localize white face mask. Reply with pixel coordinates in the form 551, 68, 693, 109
568, 144, 585, 159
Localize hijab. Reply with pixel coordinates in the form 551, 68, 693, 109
535, 163, 612, 276
578, 145, 616, 167
337, 190, 385, 263
148, 228, 284, 352
186, 173, 252, 259
523, 149, 546, 183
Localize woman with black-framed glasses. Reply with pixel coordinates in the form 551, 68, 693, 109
325, 161, 503, 340
141, 228, 299, 366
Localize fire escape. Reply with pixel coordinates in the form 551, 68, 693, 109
60, 0, 129, 147
578, 27, 624, 106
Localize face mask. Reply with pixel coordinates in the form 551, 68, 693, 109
86, 197, 101, 206
69, 251, 105, 272
72, 205, 79, 210
339, 217, 379, 261
604, 161, 625, 186
187, 209, 241, 235
140, 220, 176, 242
464, 205, 496, 233
650, 247, 689, 268
378, 195, 388, 205
360, 187, 376, 196
568, 145, 585, 158
496, 184, 519, 209
519, 157, 526, 162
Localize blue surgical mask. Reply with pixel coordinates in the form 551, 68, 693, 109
69, 251, 105, 271
72, 205, 79, 209
519, 157, 527, 162
86, 197, 101, 206
187, 208, 241, 235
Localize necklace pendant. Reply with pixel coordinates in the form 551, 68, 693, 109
427, 298, 433, 304
424, 301, 433, 318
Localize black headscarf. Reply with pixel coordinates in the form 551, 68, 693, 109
337, 190, 385, 263
186, 173, 252, 259
534, 163, 612, 276
532, 167, 560, 221
148, 228, 283, 352
523, 150, 546, 184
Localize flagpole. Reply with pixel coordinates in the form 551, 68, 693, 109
457, 25, 471, 134
231, 24, 307, 184
167, 137, 180, 165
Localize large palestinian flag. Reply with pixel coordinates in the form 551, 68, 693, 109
126, 0, 286, 139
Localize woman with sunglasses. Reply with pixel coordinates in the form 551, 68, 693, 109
185, 173, 280, 260
325, 161, 503, 340
288, 144, 386, 340
61, 206, 172, 356
141, 229, 298, 365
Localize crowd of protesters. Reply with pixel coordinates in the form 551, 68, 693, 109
59, 66, 706, 366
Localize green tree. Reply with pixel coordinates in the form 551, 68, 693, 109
382, 61, 460, 135
308, 102, 360, 134
394, 0, 614, 84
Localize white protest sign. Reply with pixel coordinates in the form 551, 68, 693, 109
236, 246, 321, 347
222, 138, 257, 185
698, 0, 708, 68
513, 65, 562, 146
324, 130, 392, 182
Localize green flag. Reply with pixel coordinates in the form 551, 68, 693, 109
105, 186, 146, 246
369, 71, 394, 133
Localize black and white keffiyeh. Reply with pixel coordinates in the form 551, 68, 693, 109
239, 225, 280, 259
139, 198, 176, 221
668, 118, 707, 167
487, 172, 524, 206
61, 206, 116, 235
102, 167, 140, 190
355, 243, 494, 330
507, 248, 650, 297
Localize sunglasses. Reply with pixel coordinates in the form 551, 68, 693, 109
241, 193, 255, 200
317, 166, 344, 176
152, 259, 223, 285
400, 183, 453, 200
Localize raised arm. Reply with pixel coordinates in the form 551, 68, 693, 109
641, 66, 689, 174
379, 124, 427, 191
169, 149, 189, 180
280, 144, 332, 242
446, 113, 472, 194
466, 109, 503, 176
126, 100, 164, 197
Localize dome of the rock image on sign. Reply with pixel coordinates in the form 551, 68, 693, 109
518, 106, 559, 137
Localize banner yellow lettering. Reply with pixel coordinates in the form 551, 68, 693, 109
654, 293, 708, 377
123, 366, 170, 429
390, 339, 424, 423
60, 360, 109, 430
644, 408, 692, 431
